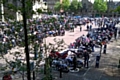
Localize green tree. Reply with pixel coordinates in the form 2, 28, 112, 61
62, 0, 70, 12
69, 0, 78, 13
78, 2, 82, 10
54, 2, 61, 11
36, 8, 42, 14
114, 6, 120, 14
69, 0, 82, 14
93, 0, 107, 13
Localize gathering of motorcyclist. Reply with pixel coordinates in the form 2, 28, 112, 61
49, 16, 120, 72
1, 14, 120, 75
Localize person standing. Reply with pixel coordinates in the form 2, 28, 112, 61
114, 27, 117, 40
95, 53, 100, 68
90, 24, 92, 31
102, 38, 107, 54
72, 54, 77, 70
118, 30, 120, 38
80, 26, 82, 32
83, 50, 90, 68
103, 43, 107, 54
87, 24, 89, 31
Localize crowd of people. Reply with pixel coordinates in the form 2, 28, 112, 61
49, 16, 120, 72
1, 15, 120, 79
0, 15, 91, 55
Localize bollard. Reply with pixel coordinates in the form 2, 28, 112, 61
95, 54, 100, 68
33, 71, 35, 80
103, 44, 107, 54
59, 67, 62, 78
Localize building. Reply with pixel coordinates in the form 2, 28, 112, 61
45, 0, 59, 11
107, 1, 120, 17
79, 0, 120, 17
0, 0, 47, 21
3, 0, 22, 21
1, 0, 120, 22
33, 0, 47, 18
45, 0, 93, 15
81, 0, 93, 16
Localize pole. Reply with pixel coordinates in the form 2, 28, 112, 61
1, 0, 5, 22
33, 71, 35, 80
60, 67, 62, 78
22, 0, 31, 80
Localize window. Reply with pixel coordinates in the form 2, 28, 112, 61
83, 3, 86, 9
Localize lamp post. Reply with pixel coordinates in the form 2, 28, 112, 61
22, 0, 31, 80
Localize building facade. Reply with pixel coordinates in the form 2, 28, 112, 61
45, 0, 59, 11
1, 0, 120, 21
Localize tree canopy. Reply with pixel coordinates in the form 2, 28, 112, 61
61, 0, 70, 12
69, 0, 82, 13
54, 2, 61, 11
54, 0, 82, 14
93, 0, 107, 13
115, 6, 120, 14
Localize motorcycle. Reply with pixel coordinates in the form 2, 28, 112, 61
52, 60, 69, 73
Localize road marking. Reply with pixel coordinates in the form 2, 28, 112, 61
83, 56, 96, 77
84, 77, 89, 80
83, 68, 90, 76
99, 75, 102, 80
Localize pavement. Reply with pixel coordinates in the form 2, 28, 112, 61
45, 23, 95, 45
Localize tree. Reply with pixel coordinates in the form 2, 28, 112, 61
93, 0, 107, 13
69, 0, 78, 13
77, 2, 82, 11
114, 6, 120, 14
69, 0, 82, 14
54, 2, 61, 12
36, 8, 42, 14
61, 0, 70, 12
54, 0, 70, 13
